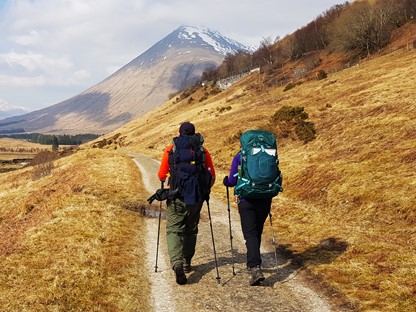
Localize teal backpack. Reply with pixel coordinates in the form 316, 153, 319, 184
234, 130, 283, 198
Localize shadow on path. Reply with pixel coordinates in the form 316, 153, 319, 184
264, 237, 349, 286
186, 237, 349, 287
186, 251, 247, 285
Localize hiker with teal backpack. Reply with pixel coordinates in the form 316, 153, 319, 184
158, 122, 216, 285
223, 130, 282, 286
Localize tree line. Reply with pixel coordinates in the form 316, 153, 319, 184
201, 0, 415, 81
0, 133, 100, 145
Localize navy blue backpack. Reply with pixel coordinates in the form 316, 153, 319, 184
168, 133, 211, 205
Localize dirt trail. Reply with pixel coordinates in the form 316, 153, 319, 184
129, 152, 340, 312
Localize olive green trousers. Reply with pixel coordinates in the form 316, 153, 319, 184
166, 198, 204, 268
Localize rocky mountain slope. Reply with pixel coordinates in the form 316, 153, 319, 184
0, 26, 252, 135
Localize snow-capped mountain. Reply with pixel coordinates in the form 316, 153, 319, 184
180, 25, 253, 54
130, 25, 254, 68
0, 99, 31, 119
0, 26, 253, 134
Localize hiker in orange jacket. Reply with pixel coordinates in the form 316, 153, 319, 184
158, 122, 216, 285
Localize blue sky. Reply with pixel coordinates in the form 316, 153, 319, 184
0, 0, 344, 112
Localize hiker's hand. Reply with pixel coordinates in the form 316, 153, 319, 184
147, 188, 170, 204
223, 176, 230, 187
147, 193, 157, 204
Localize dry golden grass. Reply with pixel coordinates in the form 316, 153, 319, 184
0, 137, 50, 150
0, 148, 150, 311
1, 25, 415, 311
93, 48, 416, 311
0, 138, 48, 159
0, 138, 50, 172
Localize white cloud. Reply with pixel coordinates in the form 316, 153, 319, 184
0, 51, 73, 72
11, 29, 40, 46
0, 0, 343, 110
0, 74, 47, 87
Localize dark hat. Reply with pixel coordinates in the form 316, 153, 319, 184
179, 122, 195, 135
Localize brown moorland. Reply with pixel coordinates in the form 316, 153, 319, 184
91, 44, 415, 311
1, 25, 415, 312
0, 137, 50, 150
0, 137, 49, 159
0, 149, 150, 311
0, 138, 50, 172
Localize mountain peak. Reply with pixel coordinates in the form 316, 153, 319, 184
174, 25, 254, 55
130, 25, 254, 68
0, 98, 31, 119
0, 26, 252, 134
0, 98, 11, 111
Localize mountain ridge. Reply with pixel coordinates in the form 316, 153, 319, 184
0, 25, 251, 135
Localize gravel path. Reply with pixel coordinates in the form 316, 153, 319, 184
129, 152, 339, 312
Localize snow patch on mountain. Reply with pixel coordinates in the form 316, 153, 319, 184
179, 25, 255, 55
0, 98, 31, 119
126, 25, 254, 69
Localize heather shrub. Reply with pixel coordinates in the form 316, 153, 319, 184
283, 82, 296, 91
316, 70, 328, 80
272, 106, 308, 122
283, 80, 304, 91
271, 106, 316, 143
295, 121, 316, 143
30, 151, 59, 180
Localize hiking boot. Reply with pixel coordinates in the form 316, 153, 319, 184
184, 258, 192, 273
173, 263, 187, 285
249, 266, 265, 286
183, 263, 192, 273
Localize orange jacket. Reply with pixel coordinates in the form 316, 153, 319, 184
158, 144, 216, 183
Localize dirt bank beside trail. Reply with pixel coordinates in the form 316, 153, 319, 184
129, 152, 350, 312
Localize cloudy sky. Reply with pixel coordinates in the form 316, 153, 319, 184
0, 0, 343, 112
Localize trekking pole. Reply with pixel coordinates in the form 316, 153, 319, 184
269, 212, 279, 270
155, 181, 164, 273
226, 186, 236, 275
206, 199, 221, 284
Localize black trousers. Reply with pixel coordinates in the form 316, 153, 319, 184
238, 198, 272, 268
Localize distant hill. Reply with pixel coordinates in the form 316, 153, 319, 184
0, 25, 252, 135
0, 100, 31, 120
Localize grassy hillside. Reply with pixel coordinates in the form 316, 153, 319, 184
0, 34, 414, 312
0, 137, 50, 150
93, 47, 416, 311
0, 138, 50, 172
0, 137, 49, 160
0, 149, 150, 311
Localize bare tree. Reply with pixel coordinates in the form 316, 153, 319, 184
376, 0, 407, 27
201, 66, 219, 82
254, 37, 275, 65
402, 0, 416, 20
280, 2, 349, 58
330, 1, 397, 56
